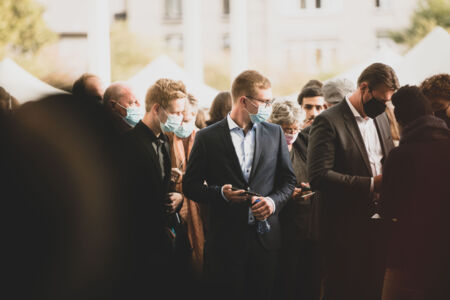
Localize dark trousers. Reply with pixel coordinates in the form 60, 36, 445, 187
276, 239, 321, 300
321, 220, 386, 300
202, 225, 279, 300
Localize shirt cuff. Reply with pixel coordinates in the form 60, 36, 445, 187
221, 185, 230, 202
266, 197, 276, 214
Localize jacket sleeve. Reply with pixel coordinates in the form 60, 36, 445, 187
182, 131, 223, 204
307, 114, 371, 197
267, 126, 297, 212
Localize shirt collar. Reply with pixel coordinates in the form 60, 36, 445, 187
345, 95, 363, 119
226, 113, 257, 131
137, 120, 167, 143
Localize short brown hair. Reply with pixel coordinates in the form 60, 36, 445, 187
207, 91, 232, 125
231, 70, 271, 103
357, 63, 399, 91
420, 73, 450, 110
145, 78, 187, 112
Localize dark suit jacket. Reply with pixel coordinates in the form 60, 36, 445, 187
182, 118, 296, 254
307, 99, 394, 245
125, 121, 171, 201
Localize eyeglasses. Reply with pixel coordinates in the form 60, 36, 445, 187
245, 95, 275, 108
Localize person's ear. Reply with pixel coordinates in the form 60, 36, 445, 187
107, 99, 116, 108
153, 103, 160, 114
359, 82, 368, 93
239, 96, 246, 106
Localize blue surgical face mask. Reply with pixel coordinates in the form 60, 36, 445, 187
117, 103, 145, 126
160, 108, 183, 132
174, 120, 195, 138
249, 103, 272, 123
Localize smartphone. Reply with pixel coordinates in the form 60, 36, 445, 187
300, 191, 315, 198
231, 187, 260, 197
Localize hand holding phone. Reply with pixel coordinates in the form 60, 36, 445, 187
222, 184, 248, 204
231, 187, 260, 197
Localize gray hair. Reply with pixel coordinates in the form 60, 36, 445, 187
322, 78, 355, 105
269, 99, 303, 126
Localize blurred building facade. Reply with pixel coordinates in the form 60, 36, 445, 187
38, 0, 417, 84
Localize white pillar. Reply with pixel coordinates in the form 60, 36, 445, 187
230, 0, 248, 79
87, 0, 111, 86
183, 0, 204, 82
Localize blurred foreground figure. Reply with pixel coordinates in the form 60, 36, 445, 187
1, 93, 173, 299
72, 73, 104, 103
0, 86, 20, 117
381, 85, 450, 300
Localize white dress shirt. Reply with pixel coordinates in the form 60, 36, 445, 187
222, 114, 275, 224
345, 96, 384, 192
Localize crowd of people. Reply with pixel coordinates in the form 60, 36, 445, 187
1, 64, 449, 300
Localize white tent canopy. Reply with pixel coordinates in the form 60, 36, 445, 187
394, 26, 450, 86
333, 44, 404, 84
126, 55, 219, 109
0, 58, 66, 104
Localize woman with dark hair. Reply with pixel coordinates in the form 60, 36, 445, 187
205, 91, 232, 126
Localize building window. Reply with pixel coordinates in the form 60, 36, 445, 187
299, 0, 323, 10
300, 0, 307, 9
223, 0, 230, 15
222, 33, 230, 50
375, 0, 390, 9
165, 0, 182, 19
166, 34, 183, 51
315, 48, 322, 69
114, 12, 127, 21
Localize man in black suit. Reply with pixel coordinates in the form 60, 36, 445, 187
124, 78, 189, 299
183, 70, 296, 300
307, 63, 398, 300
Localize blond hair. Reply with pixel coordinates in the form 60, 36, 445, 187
231, 70, 271, 103
145, 78, 187, 111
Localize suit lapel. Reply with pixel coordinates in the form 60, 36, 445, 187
249, 123, 263, 183
136, 123, 164, 184
341, 101, 372, 176
374, 113, 394, 163
219, 119, 247, 184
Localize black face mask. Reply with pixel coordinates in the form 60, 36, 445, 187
362, 92, 386, 119
435, 109, 450, 128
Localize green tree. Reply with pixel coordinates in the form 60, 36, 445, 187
390, 0, 450, 48
110, 21, 163, 81
0, 0, 56, 57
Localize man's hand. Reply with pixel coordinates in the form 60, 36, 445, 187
302, 117, 314, 129
291, 187, 303, 200
251, 197, 274, 221
165, 192, 183, 214
374, 174, 382, 193
222, 184, 248, 204
171, 167, 183, 184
